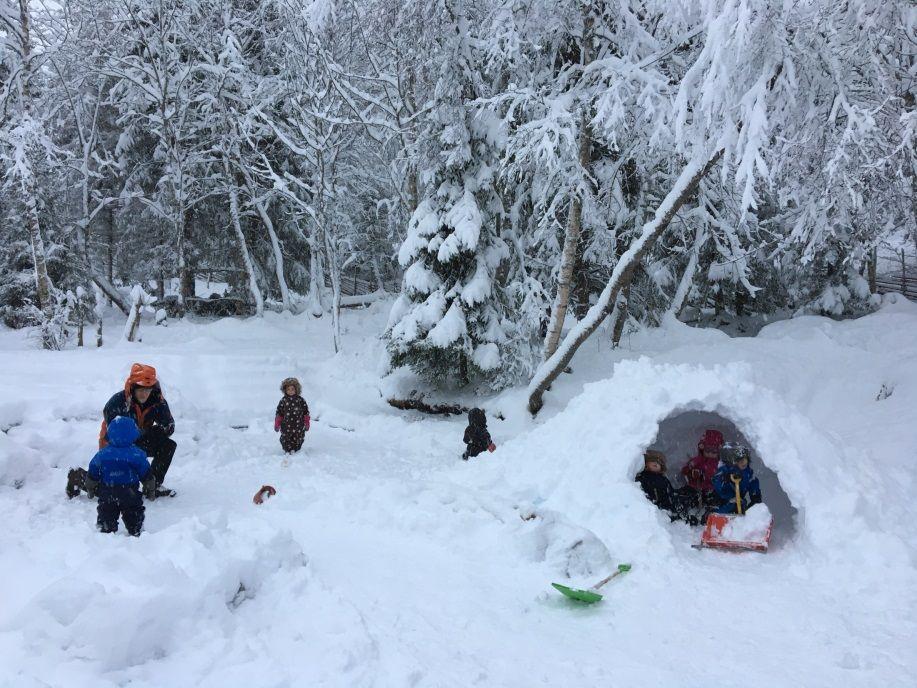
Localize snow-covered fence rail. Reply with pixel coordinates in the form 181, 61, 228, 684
875, 248, 917, 301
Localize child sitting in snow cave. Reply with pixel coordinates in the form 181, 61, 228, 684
274, 377, 310, 454
679, 429, 726, 512
712, 443, 763, 514
635, 450, 695, 523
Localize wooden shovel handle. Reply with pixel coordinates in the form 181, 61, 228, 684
592, 564, 632, 590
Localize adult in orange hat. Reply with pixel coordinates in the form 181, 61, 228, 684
97, 363, 176, 498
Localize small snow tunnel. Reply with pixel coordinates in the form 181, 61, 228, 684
648, 410, 798, 547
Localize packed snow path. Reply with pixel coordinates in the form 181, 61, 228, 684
1, 302, 915, 687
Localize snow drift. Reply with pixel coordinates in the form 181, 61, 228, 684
484, 352, 911, 570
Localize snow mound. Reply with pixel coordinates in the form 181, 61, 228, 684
480, 357, 905, 567
719, 503, 773, 541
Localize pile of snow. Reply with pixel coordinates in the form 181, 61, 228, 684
719, 503, 773, 542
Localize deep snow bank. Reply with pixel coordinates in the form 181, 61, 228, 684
470, 302, 917, 578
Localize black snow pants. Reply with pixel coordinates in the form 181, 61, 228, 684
97, 484, 144, 536
137, 432, 177, 486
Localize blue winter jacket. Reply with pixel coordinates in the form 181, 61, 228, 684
88, 416, 151, 486
712, 463, 762, 514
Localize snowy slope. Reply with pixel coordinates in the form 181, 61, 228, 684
1, 300, 915, 687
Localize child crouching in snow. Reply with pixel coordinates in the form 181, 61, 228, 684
712, 443, 762, 514
85, 416, 155, 536
275, 377, 310, 454
462, 408, 495, 460
636, 450, 695, 524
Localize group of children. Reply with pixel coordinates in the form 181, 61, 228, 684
84, 375, 312, 537
85, 373, 499, 537
635, 429, 763, 525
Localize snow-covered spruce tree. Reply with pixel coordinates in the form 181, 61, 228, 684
387, 0, 538, 390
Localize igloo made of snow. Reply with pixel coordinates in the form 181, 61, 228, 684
498, 358, 864, 560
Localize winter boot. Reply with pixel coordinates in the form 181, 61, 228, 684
66, 468, 82, 498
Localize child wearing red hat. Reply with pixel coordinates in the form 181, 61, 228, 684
680, 429, 725, 511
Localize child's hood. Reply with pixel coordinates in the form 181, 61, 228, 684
468, 408, 486, 427
106, 416, 141, 447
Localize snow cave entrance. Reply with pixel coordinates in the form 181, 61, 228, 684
650, 410, 798, 547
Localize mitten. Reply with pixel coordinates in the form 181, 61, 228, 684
488, 442, 496, 453
84, 475, 99, 499
141, 473, 157, 500
274, 415, 282, 432
304, 415, 310, 431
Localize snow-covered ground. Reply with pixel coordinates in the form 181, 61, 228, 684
1, 298, 915, 687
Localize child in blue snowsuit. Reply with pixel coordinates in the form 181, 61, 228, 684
712, 443, 762, 514
86, 416, 155, 536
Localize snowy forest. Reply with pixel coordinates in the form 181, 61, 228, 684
1, 0, 914, 404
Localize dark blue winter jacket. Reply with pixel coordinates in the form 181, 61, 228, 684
712, 463, 762, 514
88, 416, 151, 486
102, 384, 174, 441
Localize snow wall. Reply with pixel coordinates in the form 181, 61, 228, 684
484, 358, 891, 566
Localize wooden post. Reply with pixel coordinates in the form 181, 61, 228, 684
867, 248, 877, 293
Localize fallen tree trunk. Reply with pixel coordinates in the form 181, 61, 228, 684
387, 397, 469, 416
527, 149, 724, 415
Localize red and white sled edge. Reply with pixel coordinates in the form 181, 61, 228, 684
699, 513, 774, 553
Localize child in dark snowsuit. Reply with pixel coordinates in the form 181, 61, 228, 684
636, 450, 695, 523
462, 408, 495, 460
86, 416, 154, 536
275, 377, 310, 453
712, 443, 762, 514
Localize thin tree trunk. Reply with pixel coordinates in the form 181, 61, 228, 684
867, 247, 877, 293
528, 149, 723, 415
74, 217, 129, 314
178, 206, 195, 309
543, 109, 592, 360
240, 166, 291, 312
371, 258, 386, 292
252, 195, 291, 312
224, 156, 264, 316
324, 228, 342, 353
669, 227, 707, 318
308, 240, 325, 317
611, 283, 630, 347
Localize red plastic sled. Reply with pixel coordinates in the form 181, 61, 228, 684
252, 485, 277, 505
700, 513, 773, 553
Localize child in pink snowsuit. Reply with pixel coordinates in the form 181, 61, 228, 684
680, 429, 724, 508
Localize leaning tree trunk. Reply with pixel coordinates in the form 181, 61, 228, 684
610, 283, 631, 347
252, 195, 291, 313
669, 226, 708, 318
527, 149, 724, 415
542, 109, 592, 361
224, 156, 264, 316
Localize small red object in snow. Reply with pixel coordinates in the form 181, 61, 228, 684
253, 485, 277, 505
700, 512, 773, 552
488, 442, 496, 453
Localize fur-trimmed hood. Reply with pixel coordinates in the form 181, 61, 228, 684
280, 377, 302, 395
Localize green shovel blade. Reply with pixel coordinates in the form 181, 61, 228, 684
551, 583, 603, 604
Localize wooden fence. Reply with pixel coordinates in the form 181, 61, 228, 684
875, 248, 917, 301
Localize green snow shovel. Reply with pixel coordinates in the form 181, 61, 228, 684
552, 563, 632, 603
